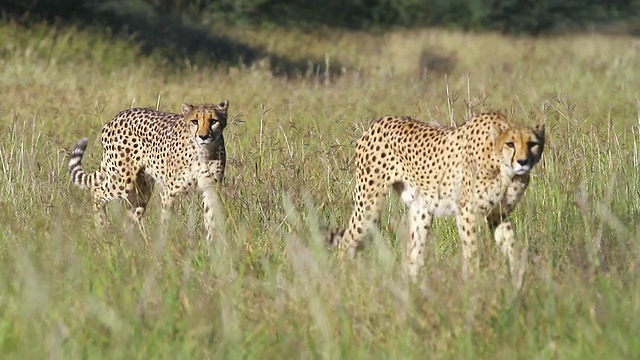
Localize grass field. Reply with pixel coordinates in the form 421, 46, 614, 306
1, 18, 640, 359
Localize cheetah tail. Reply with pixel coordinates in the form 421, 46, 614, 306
68, 137, 99, 189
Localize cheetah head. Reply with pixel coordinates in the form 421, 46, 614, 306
496, 124, 545, 176
181, 100, 229, 146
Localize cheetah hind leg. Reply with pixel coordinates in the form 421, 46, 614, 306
90, 168, 150, 244
391, 181, 433, 282
338, 176, 386, 259
456, 205, 480, 281
91, 189, 108, 229
326, 228, 346, 248
90, 172, 132, 229
125, 172, 154, 245
404, 195, 433, 283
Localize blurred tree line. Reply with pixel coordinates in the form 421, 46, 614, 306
3, 0, 640, 35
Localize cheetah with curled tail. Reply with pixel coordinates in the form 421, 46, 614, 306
68, 101, 229, 242
328, 112, 545, 280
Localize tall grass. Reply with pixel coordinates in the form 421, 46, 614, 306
0, 20, 640, 358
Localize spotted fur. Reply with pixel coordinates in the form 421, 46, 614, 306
329, 112, 545, 280
69, 101, 229, 242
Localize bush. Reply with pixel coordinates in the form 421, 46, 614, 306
2, 0, 640, 35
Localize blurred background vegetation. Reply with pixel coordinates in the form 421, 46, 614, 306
3, 0, 640, 358
3, 0, 640, 36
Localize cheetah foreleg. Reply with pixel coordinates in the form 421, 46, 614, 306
197, 173, 223, 244
492, 220, 516, 274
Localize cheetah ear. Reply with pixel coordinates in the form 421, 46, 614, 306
489, 124, 500, 142
181, 103, 193, 116
216, 100, 229, 113
533, 123, 545, 138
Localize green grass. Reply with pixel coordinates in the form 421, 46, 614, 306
1, 19, 640, 358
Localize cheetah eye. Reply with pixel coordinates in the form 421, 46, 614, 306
527, 141, 539, 148
505, 142, 515, 148
191, 120, 198, 126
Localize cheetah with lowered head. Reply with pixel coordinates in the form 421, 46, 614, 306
328, 112, 545, 280
69, 101, 230, 242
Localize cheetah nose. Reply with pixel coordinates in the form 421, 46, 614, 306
516, 159, 528, 166
198, 134, 209, 140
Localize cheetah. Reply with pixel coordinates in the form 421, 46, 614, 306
68, 100, 230, 242
328, 112, 545, 280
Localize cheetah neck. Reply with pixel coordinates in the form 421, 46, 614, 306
195, 133, 225, 162
498, 163, 531, 192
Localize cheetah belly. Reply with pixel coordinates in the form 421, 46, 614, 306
143, 168, 166, 189
399, 183, 458, 217
429, 200, 458, 217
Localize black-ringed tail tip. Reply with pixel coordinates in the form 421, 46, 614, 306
72, 137, 89, 156
69, 138, 89, 173
68, 137, 92, 188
